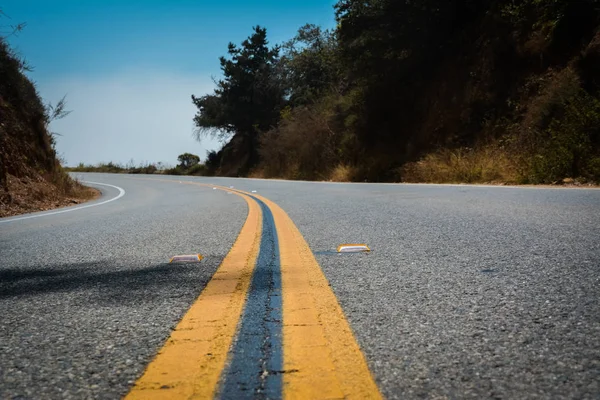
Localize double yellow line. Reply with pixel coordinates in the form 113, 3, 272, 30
125, 183, 381, 399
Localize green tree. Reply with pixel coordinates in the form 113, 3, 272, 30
177, 153, 200, 169
205, 150, 221, 171
192, 26, 286, 171
279, 24, 340, 107
333, 0, 492, 163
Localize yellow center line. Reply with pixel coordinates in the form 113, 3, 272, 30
123, 178, 381, 399
231, 189, 382, 400
125, 187, 261, 399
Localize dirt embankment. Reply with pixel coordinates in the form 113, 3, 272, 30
0, 38, 97, 218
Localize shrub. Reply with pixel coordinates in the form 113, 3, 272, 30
401, 145, 520, 184
163, 166, 184, 175
205, 150, 221, 171
519, 68, 600, 183
187, 163, 207, 176
329, 164, 357, 182
129, 164, 157, 174
259, 105, 341, 180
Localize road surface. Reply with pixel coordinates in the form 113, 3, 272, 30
1, 173, 599, 399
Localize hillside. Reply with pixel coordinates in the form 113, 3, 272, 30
0, 37, 95, 217
192, 0, 600, 185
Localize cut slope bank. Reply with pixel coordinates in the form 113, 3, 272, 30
0, 38, 96, 217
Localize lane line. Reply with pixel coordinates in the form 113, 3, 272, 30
125, 189, 262, 400
219, 196, 283, 399
0, 181, 125, 224
253, 193, 382, 400
121, 177, 381, 399
207, 180, 381, 399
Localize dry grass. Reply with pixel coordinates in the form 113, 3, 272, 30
329, 164, 357, 182
258, 105, 340, 181
401, 145, 520, 184
247, 168, 267, 179
0, 173, 99, 217
66, 162, 159, 174
516, 67, 600, 183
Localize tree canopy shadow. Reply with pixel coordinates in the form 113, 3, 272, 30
0, 257, 222, 304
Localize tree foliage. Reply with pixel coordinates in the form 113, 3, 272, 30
279, 24, 340, 107
192, 0, 600, 182
205, 150, 221, 171
192, 26, 286, 170
177, 153, 200, 169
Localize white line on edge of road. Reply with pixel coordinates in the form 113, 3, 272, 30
0, 181, 126, 224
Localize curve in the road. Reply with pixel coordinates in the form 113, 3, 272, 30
0, 181, 125, 224
125, 188, 262, 399
125, 180, 381, 399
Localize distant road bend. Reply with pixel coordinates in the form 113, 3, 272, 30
1, 173, 599, 399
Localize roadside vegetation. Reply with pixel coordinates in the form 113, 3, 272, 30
66, 152, 220, 177
9, 2, 600, 193
68, 161, 159, 175
0, 16, 96, 217
189, 0, 600, 185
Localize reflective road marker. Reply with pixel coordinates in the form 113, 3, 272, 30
337, 244, 371, 253
125, 179, 381, 399
255, 194, 381, 400
126, 190, 261, 399
169, 254, 204, 263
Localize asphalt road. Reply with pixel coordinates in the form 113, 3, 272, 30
1, 173, 599, 399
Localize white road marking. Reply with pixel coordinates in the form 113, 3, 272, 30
0, 181, 126, 224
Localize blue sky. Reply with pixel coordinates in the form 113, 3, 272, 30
2, 0, 337, 166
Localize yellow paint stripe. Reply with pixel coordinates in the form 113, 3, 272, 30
123, 178, 380, 399
125, 190, 261, 400
250, 194, 382, 400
